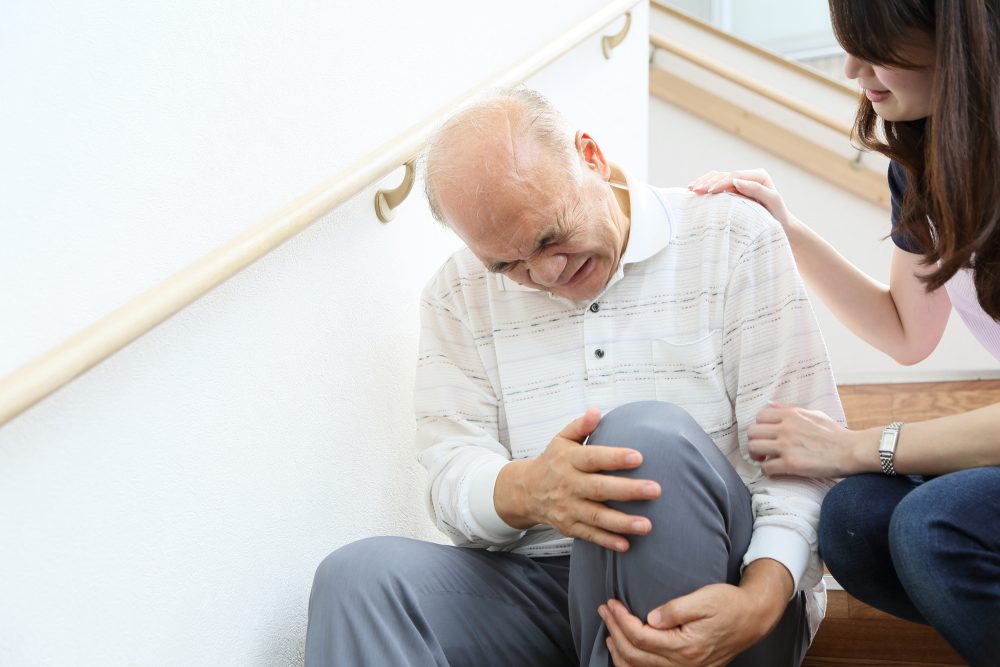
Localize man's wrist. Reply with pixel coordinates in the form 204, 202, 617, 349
494, 459, 536, 530
738, 559, 794, 638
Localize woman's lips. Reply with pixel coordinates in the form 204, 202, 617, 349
865, 88, 891, 103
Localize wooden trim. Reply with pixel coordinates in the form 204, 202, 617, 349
839, 379, 1000, 429
0, 0, 641, 427
650, 0, 858, 98
650, 34, 855, 137
649, 68, 890, 209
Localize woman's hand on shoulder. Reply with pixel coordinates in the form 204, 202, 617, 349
688, 169, 798, 233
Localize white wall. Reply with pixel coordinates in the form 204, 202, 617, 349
723, 0, 836, 54
0, 1, 649, 664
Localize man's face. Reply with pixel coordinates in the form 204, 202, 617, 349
440, 137, 629, 303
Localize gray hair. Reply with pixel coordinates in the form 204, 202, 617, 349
420, 87, 582, 224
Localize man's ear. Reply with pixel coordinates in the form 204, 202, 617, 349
575, 130, 611, 180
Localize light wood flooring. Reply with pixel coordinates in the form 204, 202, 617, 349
802, 380, 1000, 667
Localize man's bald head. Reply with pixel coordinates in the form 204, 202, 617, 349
419, 88, 630, 302
421, 88, 582, 226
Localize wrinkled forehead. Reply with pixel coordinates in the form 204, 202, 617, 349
452, 172, 570, 258
436, 140, 572, 234
436, 120, 544, 188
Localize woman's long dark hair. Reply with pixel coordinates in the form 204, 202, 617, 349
830, 0, 1000, 319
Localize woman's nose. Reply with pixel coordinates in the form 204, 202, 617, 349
843, 52, 868, 80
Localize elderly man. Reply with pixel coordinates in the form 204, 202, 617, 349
306, 88, 843, 667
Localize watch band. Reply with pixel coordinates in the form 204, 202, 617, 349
878, 421, 903, 476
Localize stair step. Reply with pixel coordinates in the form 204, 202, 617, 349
804, 591, 965, 665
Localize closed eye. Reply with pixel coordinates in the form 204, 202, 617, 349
486, 228, 564, 274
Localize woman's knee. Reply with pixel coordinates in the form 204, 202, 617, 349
887, 470, 997, 572
819, 475, 896, 573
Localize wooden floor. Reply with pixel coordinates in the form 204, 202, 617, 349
805, 590, 964, 666
802, 379, 1000, 667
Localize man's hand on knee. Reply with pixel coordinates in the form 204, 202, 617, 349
599, 559, 793, 666
494, 407, 661, 552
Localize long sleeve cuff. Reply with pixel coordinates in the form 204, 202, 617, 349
742, 525, 811, 595
467, 459, 526, 543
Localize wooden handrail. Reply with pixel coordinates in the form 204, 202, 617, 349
0, 0, 640, 428
651, 34, 855, 138
650, 0, 857, 98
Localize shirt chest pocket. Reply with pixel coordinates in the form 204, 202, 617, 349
650, 330, 730, 432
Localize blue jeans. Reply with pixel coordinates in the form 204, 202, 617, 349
819, 469, 1000, 666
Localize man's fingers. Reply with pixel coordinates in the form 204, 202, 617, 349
600, 604, 631, 666
571, 521, 632, 552
568, 499, 652, 544
608, 599, 649, 640
571, 444, 644, 472
557, 407, 603, 444
607, 599, 674, 659
581, 472, 660, 502
575, 499, 652, 536
647, 591, 712, 630
602, 602, 646, 666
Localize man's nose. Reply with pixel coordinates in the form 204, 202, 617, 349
527, 253, 569, 287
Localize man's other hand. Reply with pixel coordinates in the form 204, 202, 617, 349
494, 408, 661, 552
599, 559, 792, 666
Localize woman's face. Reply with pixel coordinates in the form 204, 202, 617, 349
843, 35, 936, 121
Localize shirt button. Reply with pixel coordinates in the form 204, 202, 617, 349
594, 348, 605, 359
589, 302, 600, 313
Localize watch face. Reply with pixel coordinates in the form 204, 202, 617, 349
879, 432, 894, 451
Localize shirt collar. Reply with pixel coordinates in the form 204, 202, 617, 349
618, 168, 674, 266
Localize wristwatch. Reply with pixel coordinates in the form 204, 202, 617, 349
878, 421, 903, 476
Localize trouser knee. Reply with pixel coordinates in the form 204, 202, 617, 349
589, 401, 741, 497
589, 401, 707, 474
310, 536, 411, 609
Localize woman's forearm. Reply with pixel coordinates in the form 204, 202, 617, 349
784, 220, 950, 364
846, 401, 1000, 475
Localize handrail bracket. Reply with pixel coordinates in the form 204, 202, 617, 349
374, 160, 416, 223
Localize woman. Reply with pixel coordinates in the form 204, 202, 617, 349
688, 1, 999, 664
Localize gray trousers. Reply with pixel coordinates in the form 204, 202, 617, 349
306, 402, 809, 666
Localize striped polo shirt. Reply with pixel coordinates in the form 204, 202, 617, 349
414, 177, 845, 631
